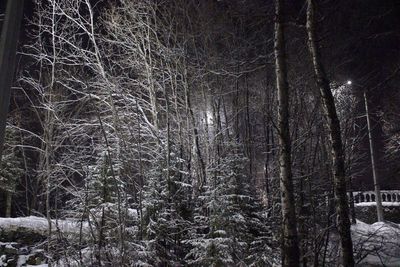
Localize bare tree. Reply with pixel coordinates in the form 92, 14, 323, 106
306, 0, 354, 266
274, 0, 300, 266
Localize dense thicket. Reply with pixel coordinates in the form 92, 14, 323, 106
0, 0, 399, 266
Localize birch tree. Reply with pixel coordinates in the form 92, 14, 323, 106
306, 0, 354, 266
274, 0, 300, 266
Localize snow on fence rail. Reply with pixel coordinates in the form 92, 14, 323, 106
348, 190, 400, 206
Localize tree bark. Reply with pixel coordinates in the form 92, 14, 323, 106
274, 0, 300, 266
5, 191, 12, 217
0, 0, 24, 160
306, 0, 355, 266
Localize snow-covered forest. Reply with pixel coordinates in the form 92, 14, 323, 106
0, 0, 400, 266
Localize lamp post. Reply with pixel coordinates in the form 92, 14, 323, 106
363, 91, 384, 222
347, 80, 384, 221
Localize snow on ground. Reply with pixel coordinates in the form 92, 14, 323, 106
352, 220, 400, 266
0, 204, 138, 236
0, 216, 88, 235
1, 216, 400, 266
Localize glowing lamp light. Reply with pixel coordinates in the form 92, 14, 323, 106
346, 80, 352, 85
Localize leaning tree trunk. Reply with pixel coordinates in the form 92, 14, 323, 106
0, 0, 24, 160
274, 0, 300, 266
306, 0, 355, 266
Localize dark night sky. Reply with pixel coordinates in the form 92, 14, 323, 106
330, 0, 400, 189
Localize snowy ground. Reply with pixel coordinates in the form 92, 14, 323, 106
0, 216, 89, 267
352, 220, 400, 266
1, 216, 400, 266
0, 216, 88, 235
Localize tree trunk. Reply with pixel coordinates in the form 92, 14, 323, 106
306, 0, 354, 266
274, 0, 300, 266
183, 63, 206, 188
0, 0, 24, 160
5, 191, 12, 217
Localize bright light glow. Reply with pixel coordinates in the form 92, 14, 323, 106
347, 80, 352, 85
206, 110, 213, 124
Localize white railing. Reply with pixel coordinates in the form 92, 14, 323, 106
349, 190, 400, 203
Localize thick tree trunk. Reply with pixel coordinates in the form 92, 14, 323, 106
0, 0, 24, 160
274, 0, 300, 266
306, 0, 355, 266
5, 191, 12, 217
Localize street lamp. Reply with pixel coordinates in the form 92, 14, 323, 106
363, 90, 384, 222
347, 80, 384, 222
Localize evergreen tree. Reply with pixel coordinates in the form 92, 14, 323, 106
142, 141, 192, 266
186, 142, 274, 266
0, 126, 25, 217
